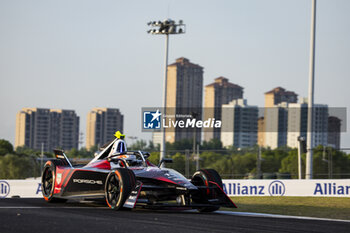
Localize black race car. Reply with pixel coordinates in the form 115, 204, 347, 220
41, 138, 237, 212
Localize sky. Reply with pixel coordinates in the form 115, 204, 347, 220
0, 0, 349, 148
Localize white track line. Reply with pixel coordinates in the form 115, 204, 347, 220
216, 210, 350, 223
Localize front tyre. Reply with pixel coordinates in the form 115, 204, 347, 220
105, 168, 136, 210
191, 169, 223, 212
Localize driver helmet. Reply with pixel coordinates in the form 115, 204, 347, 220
114, 131, 125, 139
112, 131, 127, 153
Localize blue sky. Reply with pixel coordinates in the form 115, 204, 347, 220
0, 0, 349, 147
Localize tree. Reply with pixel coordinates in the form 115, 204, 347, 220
167, 153, 185, 174
201, 139, 223, 150
200, 151, 223, 168
166, 139, 193, 151
66, 148, 79, 158
210, 157, 233, 179
148, 152, 160, 166
0, 139, 14, 156
232, 152, 257, 178
15, 146, 42, 157
129, 140, 148, 151
261, 148, 290, 173
147, 140, 159, 152
312, 145, 350, 179
279, 150, 305, 179
0, 154, 40, 179
66, 147, 97, 158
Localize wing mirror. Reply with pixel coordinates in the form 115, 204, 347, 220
158, 158, 173, 167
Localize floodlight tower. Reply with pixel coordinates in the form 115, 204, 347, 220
306, 0, 316, 179
147, 19, 186, 166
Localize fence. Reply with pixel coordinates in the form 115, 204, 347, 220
1, 146, 350, 180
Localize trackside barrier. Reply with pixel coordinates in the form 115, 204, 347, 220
0, 179, 350, 198
223, 179, 350, 197
0, 180, 42, 198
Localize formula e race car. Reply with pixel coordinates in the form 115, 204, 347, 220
41, 139, 237, 212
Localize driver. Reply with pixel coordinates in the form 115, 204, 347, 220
109, 131, 138, 167
109, 131, 127, 155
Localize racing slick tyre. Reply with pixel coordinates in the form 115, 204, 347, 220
105, 168, 136, 210
41, 160, 67, 203
191, 169, 223, 212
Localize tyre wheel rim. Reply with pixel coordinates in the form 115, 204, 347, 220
107, 174, 121, 207
43, 167, 53, 196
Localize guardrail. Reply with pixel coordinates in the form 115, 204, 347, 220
1, 179, 349, 198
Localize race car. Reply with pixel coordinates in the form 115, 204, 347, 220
41, 138, 237, 212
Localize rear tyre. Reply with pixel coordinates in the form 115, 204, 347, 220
191, 169, 223, 212
41, 160, 67, 203
105, 168, 136, 210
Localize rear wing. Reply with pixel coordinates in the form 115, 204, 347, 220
53, 149, 73, 168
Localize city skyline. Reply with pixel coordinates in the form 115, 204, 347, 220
12, 82, 343, 151
1, 0, 349, 148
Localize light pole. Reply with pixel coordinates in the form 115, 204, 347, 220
147, 19, 186, 166
306, 0, 317, 179
257, 146, 262, 179
297, 136, 306, 179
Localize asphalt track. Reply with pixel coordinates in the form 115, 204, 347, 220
0, 198, 349, 233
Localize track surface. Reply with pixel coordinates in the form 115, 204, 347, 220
0, 198, 349, 233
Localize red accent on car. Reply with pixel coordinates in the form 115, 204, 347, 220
155, 176, 178, 185
54, 167, 73, 194
88, 160, 111, 170
209, 181, 237, 208
146, 160, 156, 167
133, 183, 143, 208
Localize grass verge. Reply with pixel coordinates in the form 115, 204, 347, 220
226, 197, 350, 220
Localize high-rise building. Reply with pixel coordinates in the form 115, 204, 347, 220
264, 102, 289, 149
258, 87, 298, 147
204, 77, 243, 141
312, 104, 329, 147
328, 116, 341, 149
257, 117, 265, 146
15, 108, 79, 151
286, 101, 328, 149
86, 108, 123, 150
221, 99, 258, 148
264, 87, 298, 108
165, 57, 203, 143
287, 102, 308, 148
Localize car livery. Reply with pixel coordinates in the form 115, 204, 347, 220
41, 138, 237, 212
